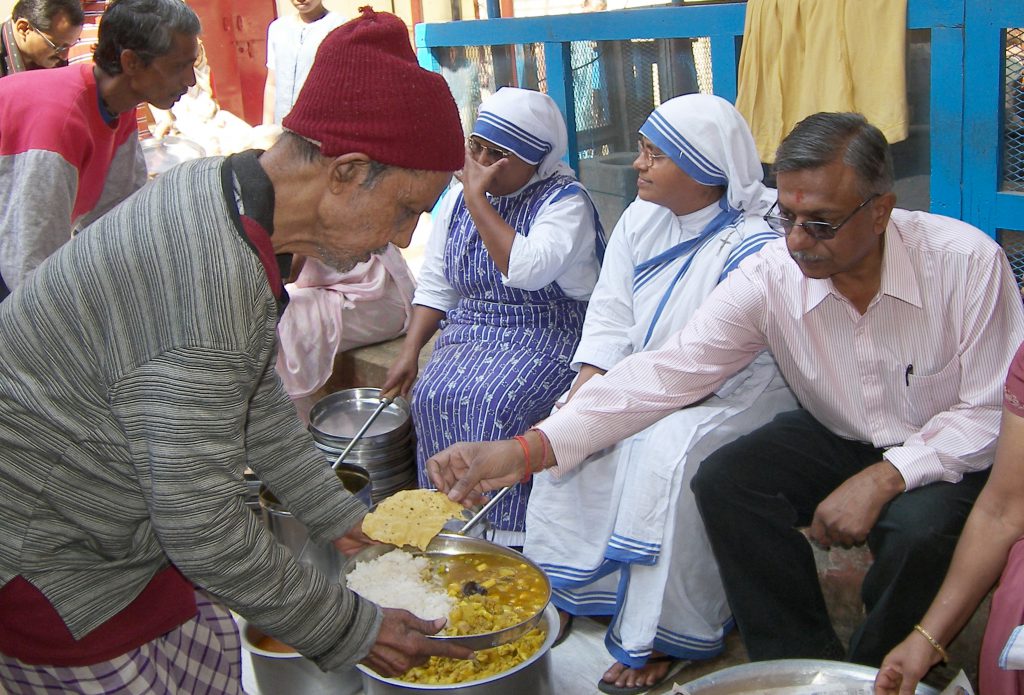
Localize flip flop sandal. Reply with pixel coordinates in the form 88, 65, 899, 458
596, 655, 692, 695
552, 612, 574, 648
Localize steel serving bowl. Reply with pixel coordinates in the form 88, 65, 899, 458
676, 659, 941, 694
358, 602, 558, 694
341, 532, 552, 651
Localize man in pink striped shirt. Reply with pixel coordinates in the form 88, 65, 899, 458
427, 112, 1024, 668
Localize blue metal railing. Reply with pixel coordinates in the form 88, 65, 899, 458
416, 0, 1024, 238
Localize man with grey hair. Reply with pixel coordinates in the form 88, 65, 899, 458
0, 0, 200, 300
424, 112, 1024, 668
0, 7, 471, 694
0, 0, 84, 77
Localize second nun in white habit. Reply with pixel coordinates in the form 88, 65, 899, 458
523, 94, 798, 693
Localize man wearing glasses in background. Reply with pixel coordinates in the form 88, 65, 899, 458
0, 0, 199, 300
0, 0, 83, 77
427, 112, 1024, 668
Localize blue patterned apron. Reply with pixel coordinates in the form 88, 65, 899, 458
412, 175, 591, 537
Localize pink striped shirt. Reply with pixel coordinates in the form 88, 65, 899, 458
539, 208, 1024, 491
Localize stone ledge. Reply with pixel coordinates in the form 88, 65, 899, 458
316, 334, 436, 396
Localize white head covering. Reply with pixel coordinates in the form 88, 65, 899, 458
639, 94, 771, 217
472, 87, 576, 180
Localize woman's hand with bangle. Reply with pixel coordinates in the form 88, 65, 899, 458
873, 627, 948, 695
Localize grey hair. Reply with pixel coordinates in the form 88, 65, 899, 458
773, 112, 894, 197
93, 0, 200, 76
11, 0, 84, 29
279, 130, 392, 187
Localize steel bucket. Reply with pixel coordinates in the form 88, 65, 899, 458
259, 464, 372, 578
238, 616, 361, 695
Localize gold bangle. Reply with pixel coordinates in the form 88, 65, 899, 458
913, 623, 949, 664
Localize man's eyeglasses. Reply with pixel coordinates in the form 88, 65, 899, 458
764, 193, 880, 241
636, 139, 669, 167
467, 136, 511, 161
31, 23, 75, 57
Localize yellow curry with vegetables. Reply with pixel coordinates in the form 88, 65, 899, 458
436, 552, 548, 636
398, 552, 550, 684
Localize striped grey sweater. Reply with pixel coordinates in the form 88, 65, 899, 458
0, 155, 382, 670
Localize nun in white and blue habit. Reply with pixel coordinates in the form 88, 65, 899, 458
411, 87, 605, 547
523, 94, 798, 692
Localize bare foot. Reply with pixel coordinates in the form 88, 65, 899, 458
602, 653, 674, 690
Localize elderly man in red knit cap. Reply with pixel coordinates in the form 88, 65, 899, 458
0, 8, 469, 694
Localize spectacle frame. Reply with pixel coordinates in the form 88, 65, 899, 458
31, 23, 75, 56
764, 193, 880, 241
636, 138, 670, 167
467, 136, 512, 161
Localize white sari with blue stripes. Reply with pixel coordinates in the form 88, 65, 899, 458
524, 196, 797, 666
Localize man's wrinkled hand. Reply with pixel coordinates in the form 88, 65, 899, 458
809, 461, 905, 549
426, 440, 524, 506
333, 520, 375, 557
360, 608, 473, 677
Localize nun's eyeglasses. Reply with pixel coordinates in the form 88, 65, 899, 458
467, 136, 511, 161
637, 139, 669, 167
763, 194, 879, 240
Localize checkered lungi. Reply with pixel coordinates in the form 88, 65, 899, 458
0, 590, 244, 695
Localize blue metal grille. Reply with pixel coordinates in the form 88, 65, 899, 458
433, 44, 547, 137
1003, 28, 1024, 192
570, 37, 711, 161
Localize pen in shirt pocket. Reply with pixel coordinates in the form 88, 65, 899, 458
905, 364, 914, 386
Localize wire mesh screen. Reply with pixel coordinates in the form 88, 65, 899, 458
1000, 229, 1024, 297
1003, 28, 1024, 192
571, 37, 712, 160
433, 44, 547, 137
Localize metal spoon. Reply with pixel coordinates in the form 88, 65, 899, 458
331, 396, 393, 470
460, 485, 515, 535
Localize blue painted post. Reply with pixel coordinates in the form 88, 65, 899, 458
544, 41, 579, 174
709, 33, 738, 103
486, 0, 501, 19
928, 25, 965, 219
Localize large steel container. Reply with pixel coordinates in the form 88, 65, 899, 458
238, 616, 362, 695
676, 659, 941, 694
358, 602, 559, 695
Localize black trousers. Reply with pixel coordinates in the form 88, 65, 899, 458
691, 408, 988, 666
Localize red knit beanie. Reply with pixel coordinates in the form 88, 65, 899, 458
283, 7, 464, 172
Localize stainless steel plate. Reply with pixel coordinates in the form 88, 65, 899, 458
309, 389, 412, 447
342, 533, 551, 651
141, 136, 206, 176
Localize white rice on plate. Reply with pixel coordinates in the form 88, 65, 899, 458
346, 549, 454, 621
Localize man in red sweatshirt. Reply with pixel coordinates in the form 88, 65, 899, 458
0, 0, 199, 300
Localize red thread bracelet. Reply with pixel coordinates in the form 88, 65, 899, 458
529, 428, 550, 470
514, 435, 532, 484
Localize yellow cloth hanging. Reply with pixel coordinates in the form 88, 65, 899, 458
736, 0, 908, 163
